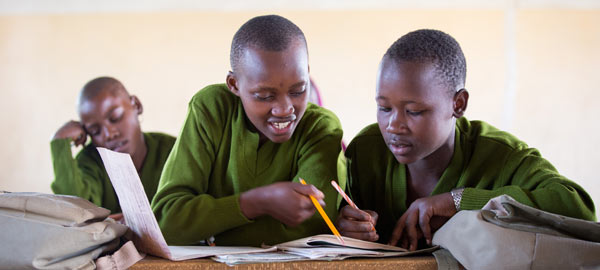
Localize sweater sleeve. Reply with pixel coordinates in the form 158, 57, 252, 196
151, 99, 252, 245
50, 138, 105, 208
460, 147, 596, 221
293, 114, 344, 230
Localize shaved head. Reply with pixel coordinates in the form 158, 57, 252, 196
230, 15, 307, 73
78, 77, 129, 108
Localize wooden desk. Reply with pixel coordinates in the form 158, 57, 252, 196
130, 255, 437, 270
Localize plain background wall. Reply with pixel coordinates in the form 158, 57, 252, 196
1, 1, 599, 210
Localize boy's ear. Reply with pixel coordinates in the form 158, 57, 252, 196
452, 88, 469, 118
130, 95, 143, 115
226, 71, 241, 97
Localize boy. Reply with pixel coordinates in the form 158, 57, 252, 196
337, 29, 596, 251
151, 15, 343, 246
51, 77, 176, 215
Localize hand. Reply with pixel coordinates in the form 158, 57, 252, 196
336, 205, 379, 242
108, 213, 125, 225
53, 120, 87, 146
239, 182, 325, 227
389, 192, 456, 251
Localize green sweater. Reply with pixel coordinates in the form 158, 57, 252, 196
51, 132, 175, 213
345, 118, 596, 243
151, 84, 343, 247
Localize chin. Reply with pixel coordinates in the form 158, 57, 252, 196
268, 135, 293, 144
393, 154, 417, 165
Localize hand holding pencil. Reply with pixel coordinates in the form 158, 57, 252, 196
299, 178, 345, 245
239, 181, 325, 227
332, 180, 380, 242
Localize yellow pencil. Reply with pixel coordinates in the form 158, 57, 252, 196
299, 178, 345, 246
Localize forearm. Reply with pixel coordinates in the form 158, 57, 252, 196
50, 139, 102, 205
152, 190, 252, 245
460, 182, 595, 221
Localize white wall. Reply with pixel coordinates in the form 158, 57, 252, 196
1, 0, 599, 210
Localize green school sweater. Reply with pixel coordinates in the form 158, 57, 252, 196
151, 84, 343, 247
51, 132, 175, 213
345, 118, 596, 243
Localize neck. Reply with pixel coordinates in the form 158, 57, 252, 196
131, 134, 147, 172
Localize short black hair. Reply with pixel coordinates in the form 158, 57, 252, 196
384, 29, 466, 93
78, 76, 128, 106
230, 15, 307, 72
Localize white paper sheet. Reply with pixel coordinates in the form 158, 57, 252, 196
97, 147, 275, 261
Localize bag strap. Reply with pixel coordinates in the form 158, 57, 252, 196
96, 241, 145, 270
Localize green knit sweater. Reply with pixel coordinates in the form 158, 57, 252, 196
345, 118, 596, 243
51, 132, 175, 213
151, 84, 344, 247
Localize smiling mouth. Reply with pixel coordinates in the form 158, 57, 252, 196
272, 121, 291, 130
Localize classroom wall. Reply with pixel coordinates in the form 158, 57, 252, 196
1, 2, 599, 209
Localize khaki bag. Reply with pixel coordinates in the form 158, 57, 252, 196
433, 195, 600, 270
0, 192, 135, 270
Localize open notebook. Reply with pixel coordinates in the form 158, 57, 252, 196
213, 235, 437, 265
273, 234, 437, 259
96, 147, 275, 261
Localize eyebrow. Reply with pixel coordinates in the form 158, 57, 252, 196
375, 96, 417, 104
256, 81, 306, 92
103, 105, 121, 118
288, 81, 306, 90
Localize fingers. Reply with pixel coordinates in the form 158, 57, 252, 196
404, 210, 420, 251
340, 205, 372, 221
337, 213, 376, 232
53, 120, 86, 141
364, 210, 379, 227
388, 213, 407, 246
336, 208, 379, 242
282, 208, 316, 227
293, 182, 325, 206
108, 213, 124, 221
297, 193, 317, 210
73, 131, 87, 146
390, 208, 421, 251
418, 209, 433, 245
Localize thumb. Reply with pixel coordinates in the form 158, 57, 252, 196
293, 182, 325, 200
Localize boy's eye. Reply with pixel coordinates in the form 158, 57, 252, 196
290, 88, 306, 97
254, 94, 274, 101
109, 114, 123, 123
406, 110, 423, 116
378, 106, 391, 112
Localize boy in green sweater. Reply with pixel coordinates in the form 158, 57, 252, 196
51, 77, 175, 216
336, 29, 596, 251
151, 15, 343, 246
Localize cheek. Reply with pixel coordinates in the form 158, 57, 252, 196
376, 113, 390, 138
90, 136, 104, 146
418, 115, 450, 144
120, 114, 140, 137
376, 113, 386, 129
293, 100, 307, 115
241, 98, 269, 121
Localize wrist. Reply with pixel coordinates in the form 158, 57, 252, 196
450, 187, 464, 211
239, 189, 264, 219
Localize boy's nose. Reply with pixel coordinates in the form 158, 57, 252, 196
272, 97, 295, 117
386, 111, 408, 134
102, 126, 120, 141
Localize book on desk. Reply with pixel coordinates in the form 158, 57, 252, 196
97, 147, 436, 264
